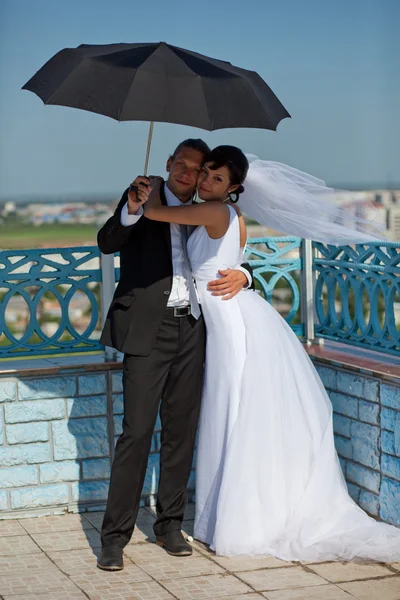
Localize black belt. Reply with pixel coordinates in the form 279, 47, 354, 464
165, 305, 191, 317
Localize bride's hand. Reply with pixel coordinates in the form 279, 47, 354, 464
208, 269, 249, 300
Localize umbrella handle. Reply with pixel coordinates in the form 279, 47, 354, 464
143, 121, 154, 176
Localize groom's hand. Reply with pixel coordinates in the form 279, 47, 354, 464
127, 176, 152, 214
208, 269, 248, 300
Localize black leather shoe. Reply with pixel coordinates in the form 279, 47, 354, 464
156, 530, 193, 556
97, 545, 124, 571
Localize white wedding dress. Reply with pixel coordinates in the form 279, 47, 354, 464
188, 205, 400, 562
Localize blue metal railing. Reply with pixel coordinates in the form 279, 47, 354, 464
314, 241, 400, 356
245, 237, 303, 336
0, 247, 102, 357
0, 239, 399, 359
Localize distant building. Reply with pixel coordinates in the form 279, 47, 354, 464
333, 189, 400, 242
4, 189, 399, 241
2, 201, 16, 215
387, 205, 400, 241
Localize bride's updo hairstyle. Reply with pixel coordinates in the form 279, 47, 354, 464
205, 145, 249, 203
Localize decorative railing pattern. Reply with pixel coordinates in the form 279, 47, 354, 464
0, 248, 102, 357
313, 242, 400, 356
245, 237, 303, 335
1, 240, 399, 359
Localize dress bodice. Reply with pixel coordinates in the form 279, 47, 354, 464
187, 205, 243, 282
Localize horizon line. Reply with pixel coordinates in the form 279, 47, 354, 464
1, 183, 400, 203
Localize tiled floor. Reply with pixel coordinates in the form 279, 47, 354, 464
0, 506, 399, 600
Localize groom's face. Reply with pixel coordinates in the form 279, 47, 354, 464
166, 147, 205, 201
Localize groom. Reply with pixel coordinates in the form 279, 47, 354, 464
97, 139, 253, 570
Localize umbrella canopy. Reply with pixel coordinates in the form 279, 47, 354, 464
22, 42, 290, 131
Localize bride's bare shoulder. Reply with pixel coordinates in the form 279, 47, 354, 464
228, 203, 242, 217
227, 203, 247, 247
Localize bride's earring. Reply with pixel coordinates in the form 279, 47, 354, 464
228, 191, 239, 203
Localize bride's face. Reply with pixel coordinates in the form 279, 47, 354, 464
197, 162, 237, 202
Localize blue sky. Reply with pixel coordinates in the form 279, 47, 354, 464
0, 0, 399, 199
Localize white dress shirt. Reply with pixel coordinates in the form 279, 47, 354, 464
120, 186, 252, 304
121, 185, 192, 307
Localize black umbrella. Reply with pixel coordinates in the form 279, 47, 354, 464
23, 42, 290, 173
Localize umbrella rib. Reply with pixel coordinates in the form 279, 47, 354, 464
198, 72, 275, 131
118, 68, 140, 122
106, 46, 161, 121
36, 54, 125, 112
118, 45, 181, 121
40, 60, 83, 106
243, 71, 290, 128
168, 43, 287, 128
240, 75, 276, 130
198, 76, 212, 131
169, 44, 237, 77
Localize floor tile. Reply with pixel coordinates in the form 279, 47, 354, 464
0, 552, 79, 596
222, 596, 263, 600
1, 506, 398, 600
161, 574, 252, 599
0, 552, 50, 575
308, 562, 393, 582
3, 593, 87, 600
48, 547, 149, 583
338, 576, 400, 600
68, 578, 175, 599
127, 522, 156, 544
82, 508, 155, 532
80, 510, 105, 530
83, 510, 155, 543
239, 566, 327, 591
0, 534, 41, 556
146, 502, 196, 521
21, 513, 92, 534
47, 546, 98, 567
125, 542, 223, 579
0, 519, 27, 537
221, 596, 262, 600
186, 538, 215, 557
31, 528, 101, 551
262, 584, 355, 599
211, 554, 292, 572
69, 564, 151, 589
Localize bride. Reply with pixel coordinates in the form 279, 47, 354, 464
144, 145, 400, 562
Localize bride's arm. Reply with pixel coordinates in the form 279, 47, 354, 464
144, 179, 229, 227
146, 180, 251, 298
146, 200, 229, 227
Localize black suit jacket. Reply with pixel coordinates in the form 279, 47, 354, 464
98, 185, 254, 356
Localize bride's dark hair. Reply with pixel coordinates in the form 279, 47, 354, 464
205, 145, 249, 202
